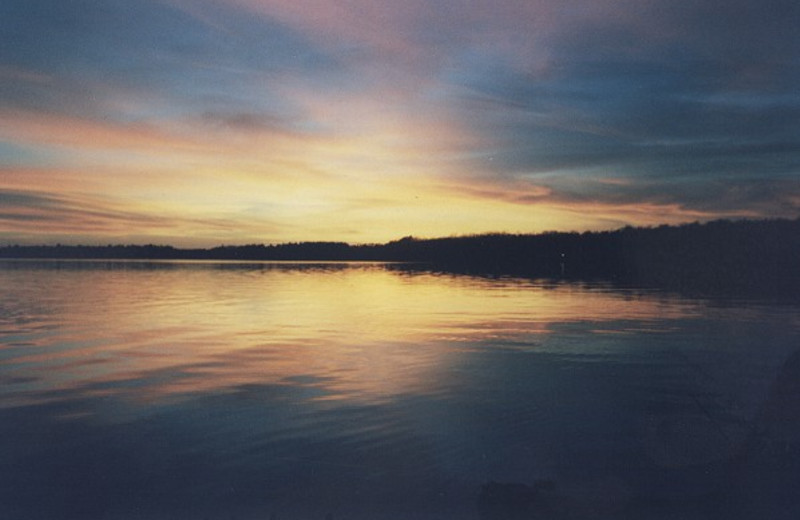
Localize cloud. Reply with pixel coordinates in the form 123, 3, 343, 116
0, 187, 290, 246
1, 0, 798, 244
0, 0, 339, 123
0, 188, 163, 234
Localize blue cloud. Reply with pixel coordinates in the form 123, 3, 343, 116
0, 0, 340, 120
1, 0, 798, 238
436, 8, 800, 215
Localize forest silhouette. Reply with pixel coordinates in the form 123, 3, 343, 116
2, 218, 799, 297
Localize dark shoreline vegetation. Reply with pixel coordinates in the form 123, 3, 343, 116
2, 217, 799, 297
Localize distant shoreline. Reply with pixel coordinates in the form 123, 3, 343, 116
2, 217, 797, 260
0, 258, 410, 264
3, 218, 799, 298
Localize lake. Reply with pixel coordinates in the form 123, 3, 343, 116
1, 260, 799, 519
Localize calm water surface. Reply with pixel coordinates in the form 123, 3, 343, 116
1, 260, 799, 519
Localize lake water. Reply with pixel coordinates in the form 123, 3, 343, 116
1, 260, 799, 520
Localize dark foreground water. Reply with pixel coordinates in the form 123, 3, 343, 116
1, 260, 799, 520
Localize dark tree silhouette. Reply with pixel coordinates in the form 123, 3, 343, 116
2, 217, 799, 297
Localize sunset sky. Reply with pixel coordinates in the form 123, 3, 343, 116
1, 0, 798, 246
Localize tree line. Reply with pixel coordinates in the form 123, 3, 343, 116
2, 218, 798, 297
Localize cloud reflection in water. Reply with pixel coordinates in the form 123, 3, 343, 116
2, 261, 798, 519
0, 261, 696, 410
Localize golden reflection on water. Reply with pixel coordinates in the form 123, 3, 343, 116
1, 262, 696, 407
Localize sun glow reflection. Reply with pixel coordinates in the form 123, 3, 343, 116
1, 262, 694, 410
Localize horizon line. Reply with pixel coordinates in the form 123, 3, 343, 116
2, 216, 798, 250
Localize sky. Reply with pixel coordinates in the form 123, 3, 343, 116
1, 0, 799, 246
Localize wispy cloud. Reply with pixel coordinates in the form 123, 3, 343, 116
0, 186, 292, 246
0, 0, 798, 244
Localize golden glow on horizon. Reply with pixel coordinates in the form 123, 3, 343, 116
1, 0, 797, 247
0, 159, 737, 246
0, 57, 759, 247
